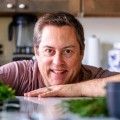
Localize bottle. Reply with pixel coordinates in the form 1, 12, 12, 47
108, 42, 120, 72
86, 35, 101, 67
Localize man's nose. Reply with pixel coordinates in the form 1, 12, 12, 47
52, 52, 64, 65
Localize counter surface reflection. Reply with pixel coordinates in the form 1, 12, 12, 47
0, 96, 118, 120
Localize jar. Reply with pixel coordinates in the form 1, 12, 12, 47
108, 42, 120, 72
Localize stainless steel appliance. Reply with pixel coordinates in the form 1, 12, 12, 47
8, 14, 37, 61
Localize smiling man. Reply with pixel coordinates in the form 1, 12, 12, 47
35, 25, 82, 86
0, 12, 120, 97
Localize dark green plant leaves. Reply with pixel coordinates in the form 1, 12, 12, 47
62, 97, 108, 117
0, 82, 15, 101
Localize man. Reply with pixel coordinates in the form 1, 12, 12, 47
0, 12, 119, 97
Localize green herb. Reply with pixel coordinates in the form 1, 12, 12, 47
0, 82, 15, 101
62, 97, 108, 117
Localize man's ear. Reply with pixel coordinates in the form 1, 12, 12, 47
34, 47, 39, 56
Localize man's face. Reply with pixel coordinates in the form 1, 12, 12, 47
35, 25, 83, 86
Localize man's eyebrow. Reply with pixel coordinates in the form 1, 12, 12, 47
63, 45, 76, 49
43, 45, 76, 49
43, 46, 53, 48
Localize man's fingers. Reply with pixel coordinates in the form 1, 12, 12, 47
38, 90, 58, 97
24, 87, 51, 97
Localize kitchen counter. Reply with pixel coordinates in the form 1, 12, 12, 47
0, 96, 118, 120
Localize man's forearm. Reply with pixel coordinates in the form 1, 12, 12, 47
75, 79, 105, 97
77, 74, 120, 97
24, 74, 120, 97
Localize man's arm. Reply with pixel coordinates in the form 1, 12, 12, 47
24, 74, 120, 97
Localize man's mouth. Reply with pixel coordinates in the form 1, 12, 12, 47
50, 69, 68, 74
49, 69, 68, 84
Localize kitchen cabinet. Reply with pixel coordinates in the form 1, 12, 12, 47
0, 0, 81, 16
1, 0, 120, 17
83, 0, 120, 17
0, 0, 16, 15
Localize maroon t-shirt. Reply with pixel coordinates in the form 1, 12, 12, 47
0, 60, 118, 95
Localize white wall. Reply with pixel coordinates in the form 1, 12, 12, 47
78, 17, 120, 69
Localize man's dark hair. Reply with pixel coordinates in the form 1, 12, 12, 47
33, 12, 85, 51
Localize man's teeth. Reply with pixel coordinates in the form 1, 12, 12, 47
51, 70, 65, 73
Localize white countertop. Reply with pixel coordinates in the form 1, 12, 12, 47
0, 96, 118, 120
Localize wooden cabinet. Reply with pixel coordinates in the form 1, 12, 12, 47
16, 0, 32, 13
0, 0, 16, 14
1, 0, 120, 17
17, 0, 81, 14
0, 0, 81, 16
83, 0, 120, 17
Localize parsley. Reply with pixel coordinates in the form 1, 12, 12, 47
62, 97, 108, 117
0, 82, 15, 101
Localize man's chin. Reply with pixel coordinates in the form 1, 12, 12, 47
48, 80, 65, 86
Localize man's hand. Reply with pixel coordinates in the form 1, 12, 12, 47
24, 84, 82, 97
24, 79, 106, 97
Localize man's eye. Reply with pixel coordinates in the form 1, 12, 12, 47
44, 49, 55, 56
63, 49, 73, 58
46, 49, 53, 53
64, 49, 72, 53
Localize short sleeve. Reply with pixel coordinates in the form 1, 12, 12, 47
81, 65, 119, 80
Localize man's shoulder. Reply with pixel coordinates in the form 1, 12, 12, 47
15, 59, 38, 70
81, 64, 119, 78
81, 64, 102, 71
15, 59, 35, 66
0, 59, 37, 71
